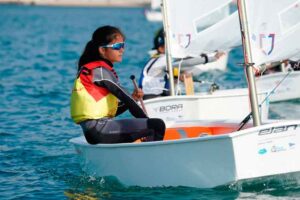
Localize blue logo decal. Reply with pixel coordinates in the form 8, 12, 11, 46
289, 143, 295, 147
258, 148, 267, 155
289, 143, 296, 148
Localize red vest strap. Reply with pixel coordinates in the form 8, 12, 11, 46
83, 61, 112, 71
83, 60, 118, 79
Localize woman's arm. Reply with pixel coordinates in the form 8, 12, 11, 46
173, 51, 225, 68
115, 102, 128, 116
93, 67, 148, 118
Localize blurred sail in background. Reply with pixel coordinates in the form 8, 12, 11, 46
246, 0, 300, 66
164, 0, 241, 58
144, 0, 163, 22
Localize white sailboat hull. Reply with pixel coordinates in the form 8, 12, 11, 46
256, 71, 300, 102
144, 9, 162, 22
70, 120, 300, 188
143, 88, 269, 126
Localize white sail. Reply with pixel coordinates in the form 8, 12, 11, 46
245, 0, 300, 66
145, 0, 162, 22
164, 0, 241, 58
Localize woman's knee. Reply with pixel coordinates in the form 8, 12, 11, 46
147, 118, 166, 141
80, 119, 106, 144
83, 129, 101, 144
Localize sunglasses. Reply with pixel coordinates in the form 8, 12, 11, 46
100, 42, 125, 50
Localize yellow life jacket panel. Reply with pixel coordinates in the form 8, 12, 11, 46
70, 61, 119, 123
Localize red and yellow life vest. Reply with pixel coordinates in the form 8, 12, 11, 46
70, 61, 119, 123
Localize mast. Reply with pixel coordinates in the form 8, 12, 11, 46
237, 0, 261, 126
161, 0, 175, 96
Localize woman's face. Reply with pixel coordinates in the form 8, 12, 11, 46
99, 34, 125, 63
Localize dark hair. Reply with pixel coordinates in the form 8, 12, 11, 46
153, 28, 164, 50
77, 25, 125, 71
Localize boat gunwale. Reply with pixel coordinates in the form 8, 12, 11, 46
143, 89, 269, 103
256, 70, 300, 80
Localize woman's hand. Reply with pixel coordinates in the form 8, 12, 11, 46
214, 51, 225, 59
179, 71, 192, 82
132, 88, 144, 101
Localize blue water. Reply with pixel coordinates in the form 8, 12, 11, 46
1, 4, 300, 200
